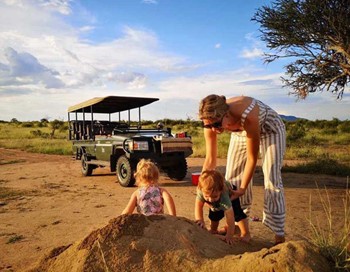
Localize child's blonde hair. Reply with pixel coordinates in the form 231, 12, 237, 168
198, 94, 229, 121
198, 170, 225, 194
134, 159, 159, 186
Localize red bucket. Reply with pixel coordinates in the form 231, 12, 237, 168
191, 172, 201, 186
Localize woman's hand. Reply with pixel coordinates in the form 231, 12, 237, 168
230, 187, 246, 200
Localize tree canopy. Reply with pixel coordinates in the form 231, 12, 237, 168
252, 0, 350, 99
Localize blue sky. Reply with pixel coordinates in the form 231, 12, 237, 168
0, 0, 349, 121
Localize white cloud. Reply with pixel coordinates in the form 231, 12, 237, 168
142, 0, 158, 4
39, 0, 73, 15
0, 1, 348, 122
3, 0, 73, 14
241, 47, 264, 59
240, 32, 265, 59
0, 47, 64, 89
0, 2, 196, 94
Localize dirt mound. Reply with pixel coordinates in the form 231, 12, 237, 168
29, 215, 331, 272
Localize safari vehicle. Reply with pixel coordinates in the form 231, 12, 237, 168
67, 96, 193, 187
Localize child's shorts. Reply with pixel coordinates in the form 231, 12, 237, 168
208, 185, 247, 222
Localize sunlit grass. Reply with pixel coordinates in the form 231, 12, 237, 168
1, 121, 350, 175
0, 123, 71, 155
308, 180, 350, 270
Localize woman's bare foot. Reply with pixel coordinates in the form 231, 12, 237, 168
274, 235, 285, 245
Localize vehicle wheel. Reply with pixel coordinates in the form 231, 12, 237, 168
81, 154, 94, 176
167, 157, 187, 181
116, 155, 135, 187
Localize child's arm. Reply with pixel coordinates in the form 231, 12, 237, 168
162, 188, 176, 216
223, 208, 235, 244
194, 198, 206, 228
121, 190, 138, 215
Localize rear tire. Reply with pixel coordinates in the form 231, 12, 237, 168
81, 154, 93, 176
166, 157, 187, 181
116, 155, 135, 187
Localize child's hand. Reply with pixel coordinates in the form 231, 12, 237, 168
224, 234, 235, 245
216, 234, 235, 245
195, 220, 205, 229
215, 234, 234, 245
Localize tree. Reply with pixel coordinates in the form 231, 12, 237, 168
49, 119, 65, 139
252, 0, 350, 99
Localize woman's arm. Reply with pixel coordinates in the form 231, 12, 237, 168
194, 198, 206, 228
121, 190, 138, 214
162, 188, 176, 216
202, 128, 218, 171
235, 106, 260, 197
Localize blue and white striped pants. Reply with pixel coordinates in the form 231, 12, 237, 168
225, 126, 286, 236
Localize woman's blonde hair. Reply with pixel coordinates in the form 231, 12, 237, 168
134, 159, 159, 186
198, 94, 229, 121
198, 170, 225, 194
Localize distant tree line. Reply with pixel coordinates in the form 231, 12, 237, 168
1, 117, 349, 131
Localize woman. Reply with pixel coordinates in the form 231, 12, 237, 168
199, 94, 286, 245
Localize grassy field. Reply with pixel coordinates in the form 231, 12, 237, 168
0, 119, 350, 176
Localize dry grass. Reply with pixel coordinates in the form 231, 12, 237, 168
308, 179, 350, 270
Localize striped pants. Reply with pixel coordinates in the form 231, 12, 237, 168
225, 128, 286, 236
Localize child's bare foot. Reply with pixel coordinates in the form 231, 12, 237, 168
274, 235, 285, 245
217, 225, 240, 235
217, 225, 228, 235
209, 229, 218, 234
240, 233, 251, 243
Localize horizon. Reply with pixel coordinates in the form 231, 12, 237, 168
0, 0, 349, 122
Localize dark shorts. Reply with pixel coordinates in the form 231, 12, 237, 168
208, 185, 247, 223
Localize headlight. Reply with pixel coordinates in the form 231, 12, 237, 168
128, 141, 149, 151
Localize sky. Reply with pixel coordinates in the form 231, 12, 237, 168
0, 0, 349, 122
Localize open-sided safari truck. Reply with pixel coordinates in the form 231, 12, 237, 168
68, 96, 193, 187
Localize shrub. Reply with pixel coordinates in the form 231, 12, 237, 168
338, 122, 350, 133
287, 123, 306, 142
284, 156, 350, 177
30, 130, 50, 139
21, 122, 35, 128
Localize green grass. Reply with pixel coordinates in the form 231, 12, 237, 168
0, 123, 72, 155
0, 187, 24, 200
308, 181, 350, 270
6, 234, 24, 244
0, 159, 26, 165
284, 157, 350, 177
1, 120, 350, 176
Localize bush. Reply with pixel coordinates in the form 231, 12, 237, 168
30, 130, 50, 139
284, 156, 350, 177
338, 122, 350, 133
21, 122, 35, 128
287, 123, 306, 142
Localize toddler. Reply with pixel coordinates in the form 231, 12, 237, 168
195, 170, 250, 244
122, 159, 176, 216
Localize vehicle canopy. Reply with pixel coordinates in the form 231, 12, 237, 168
68, 96, 160, 141
68, 96, 159, 113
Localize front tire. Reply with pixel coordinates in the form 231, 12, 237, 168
166, 157, 187, 181
81, 154, 93, 176
116, 155, 135, 187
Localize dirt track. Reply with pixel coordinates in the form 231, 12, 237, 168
0, 148, 348, 271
